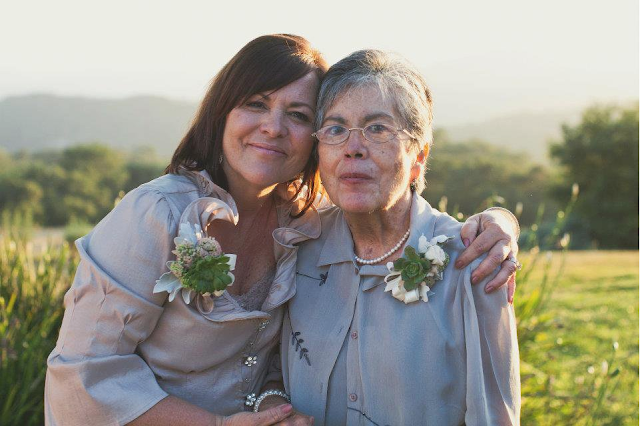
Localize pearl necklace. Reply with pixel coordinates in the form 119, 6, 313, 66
354, 228, 411, 265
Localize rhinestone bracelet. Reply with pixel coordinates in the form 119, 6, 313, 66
252, 389, 291, 413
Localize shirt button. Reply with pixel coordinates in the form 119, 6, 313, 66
244, 378, 251, 383
244, 356, 258, 366
349, 393, 358, 402
350, 331, 358, 340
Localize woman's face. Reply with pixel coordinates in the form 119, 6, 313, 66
222, 72, 319, 192
318, 84, 424, 214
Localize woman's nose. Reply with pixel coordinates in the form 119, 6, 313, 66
260, 111, 287, 138
344, 129, 366, 158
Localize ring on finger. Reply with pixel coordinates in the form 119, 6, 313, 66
504, 256, 522, 270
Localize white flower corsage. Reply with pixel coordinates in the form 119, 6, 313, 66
384, 234, 453, 304
153, 222, 236, 305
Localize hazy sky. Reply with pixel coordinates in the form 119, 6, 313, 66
1, 0, 637, 125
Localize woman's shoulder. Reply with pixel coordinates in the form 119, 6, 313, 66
123, 172, 212, 223
137, 172, 201, 197
415, 199, 466, 254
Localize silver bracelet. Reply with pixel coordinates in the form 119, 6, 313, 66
253, 389, 291, 413
485, 207, 521, 238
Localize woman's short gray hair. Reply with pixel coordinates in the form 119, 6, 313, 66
315, 49, 433, 193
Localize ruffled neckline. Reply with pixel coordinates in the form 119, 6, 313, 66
175, 170, 321, 321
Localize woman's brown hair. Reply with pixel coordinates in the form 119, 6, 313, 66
166, 34, 328, 215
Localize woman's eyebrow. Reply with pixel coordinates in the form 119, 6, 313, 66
364, 112, 395, 122
290, 101, 315, 110
323, 116, 346, 124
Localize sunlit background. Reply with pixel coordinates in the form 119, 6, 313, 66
1, 0, 637, 123
0, 1, 638, 425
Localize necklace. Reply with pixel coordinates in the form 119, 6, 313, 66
354, 228, 411, 265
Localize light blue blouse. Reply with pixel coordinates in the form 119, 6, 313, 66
282, 194, 520, 425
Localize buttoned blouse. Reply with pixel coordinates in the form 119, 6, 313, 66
44, 170, 321, 425
282, 194, 520, 426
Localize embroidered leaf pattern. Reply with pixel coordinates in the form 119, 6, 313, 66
291, 330, 311, 366
347, 407, 389, 426
319, 272, 328, 286
296, 271, 329, 287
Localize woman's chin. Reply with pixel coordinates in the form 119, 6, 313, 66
240, 170, 289, 190
335, 196, 381, 214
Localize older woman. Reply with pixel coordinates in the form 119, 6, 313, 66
279, 51, 520, 425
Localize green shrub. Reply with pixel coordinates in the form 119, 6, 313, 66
0, 230, 78, 425
63, 221, 94, 245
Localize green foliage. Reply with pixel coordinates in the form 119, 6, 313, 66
424, 130, 554, 227
549, 103, 639, 248
513, 191, 637, 424
181, 255, 233, 293
63, 221, 94, 245
0, 225, 78, 425
394, 246, 431, 291
125, 161, 166, 192
517, 251, 638, 425
0, 143, 166, 227
0, 175, 43, 218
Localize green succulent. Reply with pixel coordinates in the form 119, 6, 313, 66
393, 246, 431, 291
181, 255, 233, 294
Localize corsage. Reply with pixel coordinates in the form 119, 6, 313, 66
154, 197, 239, 305
384, 234, 453, 304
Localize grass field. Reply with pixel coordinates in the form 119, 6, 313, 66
0, 230, 638, 424
518, 250, 639, 425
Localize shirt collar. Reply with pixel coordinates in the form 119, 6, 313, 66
317, 208, 357, 267
317, 193, 439, 289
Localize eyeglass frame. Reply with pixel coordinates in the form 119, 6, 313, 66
312, 123, 416, 145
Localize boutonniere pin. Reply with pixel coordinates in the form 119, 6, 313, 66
384, 234, 453, 304
153, 222, 236, 305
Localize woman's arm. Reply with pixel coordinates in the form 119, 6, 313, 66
45, 188, 174, 425
457, 208, 520, 302
462, 257, 521, 425
254, 381, 314, 425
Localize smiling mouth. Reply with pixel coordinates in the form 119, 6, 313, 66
248, 143, 286, 156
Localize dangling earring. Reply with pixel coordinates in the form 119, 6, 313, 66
218, 154, 223, 164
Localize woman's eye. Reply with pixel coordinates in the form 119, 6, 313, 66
327, 125, 346, 136
368, 124, 391, 134
289, 111, 310, 122
246, 101, 266, 109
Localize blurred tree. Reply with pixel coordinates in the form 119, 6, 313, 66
25, 163, 69, 226
57, 144, 128, 224
0, 143, 171, 227
0, 173, 43, 217
424, 130, 553, 226
122, 146, 166, 192
549, 103, 639, 248
0, 148, 11, 170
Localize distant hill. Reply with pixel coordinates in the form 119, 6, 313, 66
442, 110, 582, 163
0, 94, 197, 155
0, 94, 583, 162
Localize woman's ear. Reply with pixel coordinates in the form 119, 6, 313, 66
418, 145, 429, 164
410, 145, 429, 182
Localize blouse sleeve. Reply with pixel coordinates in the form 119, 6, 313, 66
462, 258, 521, 426
263, 343, 284, 385
45, 187, 176, 426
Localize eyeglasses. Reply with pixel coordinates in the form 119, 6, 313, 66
312, 123, 415, 145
